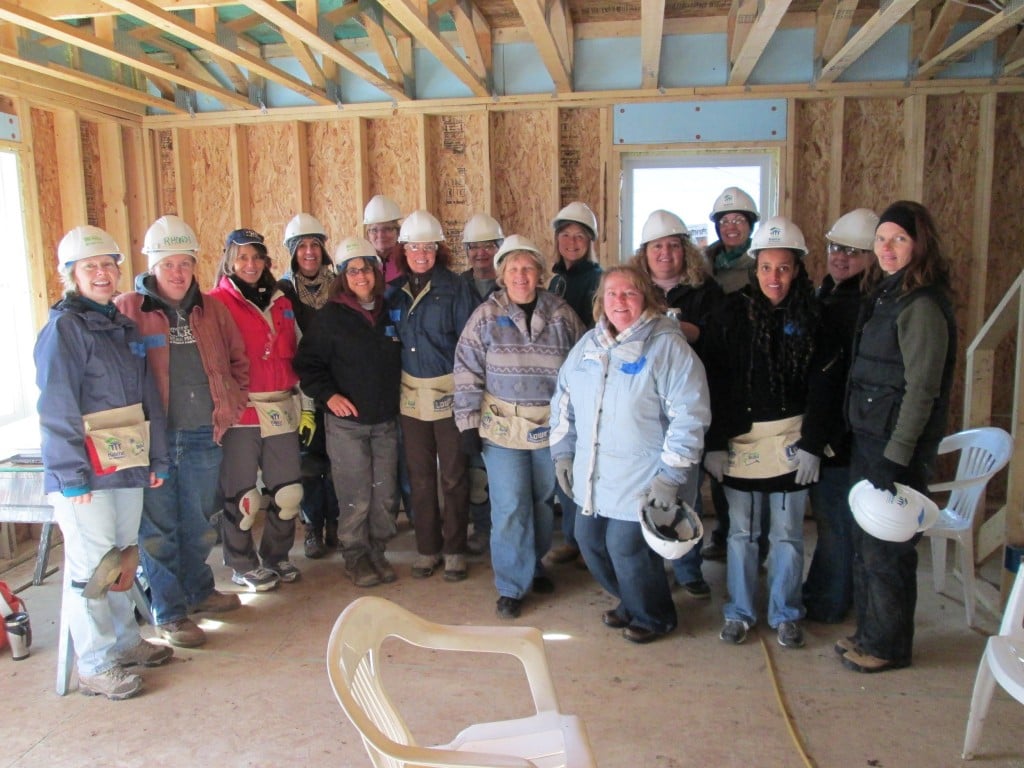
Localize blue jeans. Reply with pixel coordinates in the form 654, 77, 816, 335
672, 467, 706, 584
723, 487, 807, 628
482, 444, 554, 599
576, 514, 677, 633
555, 484, 578, 549
139, 426, 221, 625
467, 449, 491, 536
803, 464, 854, 623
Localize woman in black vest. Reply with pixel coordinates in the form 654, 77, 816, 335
840, 201, 956, 673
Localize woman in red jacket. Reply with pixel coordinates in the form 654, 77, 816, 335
208, 228, 303, 593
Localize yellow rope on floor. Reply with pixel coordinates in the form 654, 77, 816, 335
758, 630, 817, 768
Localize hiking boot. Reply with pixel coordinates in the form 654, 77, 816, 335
324, 520, 339, 549
79, 666, 143, 700
681, 579, 711, 599
443, 554, 467, 582
231, 567, 280, 593
719, 619, 749, 645
466, 528, 489, 555
191, 590, 241, 614
267, 561, 301, 583
347, 557, 382, 588
776, 621, 805, 649
304, 527, 326, 559
156, 618, 206, 648
369, 550, 397, 583
496, 596, 522, 619
546, 544, 580, 565
116, 640, 173, 668
411, 554, 443, 579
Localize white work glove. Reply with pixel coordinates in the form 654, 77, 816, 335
794, 449, 821, 485
704, 451, 728, 482
554, 456, 574, 499
646, 474, 679, 509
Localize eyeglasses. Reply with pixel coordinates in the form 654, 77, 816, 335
345, 266, 374, 276
406, 243, 438, 253
828, 243, 868, 256
466, 242, 497, 252
367, 226, 397, 236
719, 216, 748, 227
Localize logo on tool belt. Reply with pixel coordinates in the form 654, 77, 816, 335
265, 407, 285, 427
103, 435, 146, 460
527, 426, 549, 444
433, 394, 454, 412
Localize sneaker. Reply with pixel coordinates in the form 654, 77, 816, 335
719, 619, 749, 645
546, 544, 580, 565
411, 554, 443, 579
776, 621, 805, 649
156, 618, 206, 648
191, 590, 241, 614
116, 639, 173, 668
346, 556, 382, 588
231, 567, 280, 592
681, 579, 711, 599
466, 529, 489, 556
79, 666, 143, 700
496, 595, 522, 619
369, 550, 397, 584
324, 521, 339, 549
304, 528, 326, 559
443, 554, 467, 582
268, 561, 301, 583
701, 541, 726, 561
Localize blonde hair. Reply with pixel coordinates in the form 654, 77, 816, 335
592, 264, 666, 325
496, 250, 548, 289
632, 235, 711, 287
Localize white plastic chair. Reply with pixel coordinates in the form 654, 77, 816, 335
961, 562, 1024, 759
926, 427, 1013, 627
326, 596, 597, 768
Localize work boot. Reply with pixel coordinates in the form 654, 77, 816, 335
347, 556, 382, 588
191, 590, 241, 614
79, 666, 143, 700
116, 640, 173, 668
156, 618, 206, 648
368, 548, 397, 583
304, 526, 326, 559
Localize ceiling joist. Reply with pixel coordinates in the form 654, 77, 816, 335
510, 0, 572, 93
729, 0, 794, 86
917, 0, 1024, 79
640, 0, 666, 90
818, 0, 926, 84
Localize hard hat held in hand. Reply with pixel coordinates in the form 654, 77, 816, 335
848, 480, 939, 543
640, 499, 704, 559
749, 215, 808, 257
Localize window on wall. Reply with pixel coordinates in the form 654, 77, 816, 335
0, 150, 37, 430
620, 150, 778, 258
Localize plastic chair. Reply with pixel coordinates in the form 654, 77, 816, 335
326, 596, 597, 768
961, 563, 1024, 759
925, 427, 1013, 627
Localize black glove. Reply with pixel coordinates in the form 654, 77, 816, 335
865, 457, 904, 495
460, 428, 483, 456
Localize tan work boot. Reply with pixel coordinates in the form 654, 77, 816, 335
156, 617, 206, 648
79, 666, 143, 700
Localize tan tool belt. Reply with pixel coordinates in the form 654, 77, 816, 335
248, 390, 301, 437
479, 392, 551, 450
83, 403, 150, 473
400, 373, 455, 421
726, 415, 803, 480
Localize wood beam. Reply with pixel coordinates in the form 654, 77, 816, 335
123, 125, 156, 275
359, 4, 408, 85
53, 108, 88, 228
16, 96, 50, 332
510, 0, 572, 93
640, 0, 666, 90
818, 0, 925, 84
239, 0, 410, 101
194, 6, 250, 93
0, 0, 256, 109
819, 0, 859, 62
968, 92, 996, 339
172, 128, 194, 228
901, 93, 926, 200
33, 0, 241, 18
378, 0, 490, 96
450, 0, 490, 82
230, 125, 250, 227
728, 0, 758, 67
729, 0, 795, 86
298, 0, 336, 82
1001, 29, 1024, 74
916, 0, 965, 63
0, 64, 144, 122
548, 0, 574, 74
97, 122, 133, 291
918, 2, 1024, 78
827, 96, 844, 227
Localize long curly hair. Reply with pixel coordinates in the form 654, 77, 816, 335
631, 234, 711, 287
746, 250, 819, 404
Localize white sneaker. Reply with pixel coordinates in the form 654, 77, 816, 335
267, 561, 301, 583
231, 567, 280, 592
79, 666, 143, 700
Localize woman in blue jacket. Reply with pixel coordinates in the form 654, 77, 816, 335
35, 226, 171, 700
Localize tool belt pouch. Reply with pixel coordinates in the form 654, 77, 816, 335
726, 415, 803, 480
83, 403, 150, 475
248, 391, 301, 438
479, 393, 551, 450
400, 373, 455, 421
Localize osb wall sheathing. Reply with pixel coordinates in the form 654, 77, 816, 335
366, 115, 421, 217
190, 127, 234, 290
80, 121, 102, 230
425, 112, 489, 273
791, 100, 833, 284
30, 108, 62, 307
156, 129, 177, 218
491, 109, 557, 261
558, 108, 603, 221
246, 123, 300, 270
308, 120, 361, 242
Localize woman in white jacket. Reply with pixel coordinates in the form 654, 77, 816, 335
549, 265, 710, 643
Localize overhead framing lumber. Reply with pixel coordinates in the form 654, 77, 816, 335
917, 1, 1024, 79
449, 0, 491, 83
915, 0, 966, 64
640, 0, 666, 90
729, 0, 794, 85
509, 0, 572, 93
818, 0, 925, 84
816, 0, 859, 62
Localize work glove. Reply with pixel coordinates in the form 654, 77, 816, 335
459, 428, 483, 456
794, 449, 821, 486
646, 474, 680, 509
704, 451, 728, 482
298, 410, 316, 447
554, 456, 574, 499
865, 456, 904, 495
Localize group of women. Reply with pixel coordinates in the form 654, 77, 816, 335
34, 190, 955, 702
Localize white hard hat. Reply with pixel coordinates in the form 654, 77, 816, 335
57, 225, 124, 268
640, 499, 704, 560
463, 213, 504, 244
284, 212, 326, 244
710, 187, 759, 222
399, 210, 444, 243
848, 480, 939, 543
333, 237, 382, 272
142, 215, 198, 270
552, 201, 598, 240
363, 195, 402, 226
826, 208, 880, 252
640, 210, 689, 246
749, 215, 808, 257
493, 234, 543, 270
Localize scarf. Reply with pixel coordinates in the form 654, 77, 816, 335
292, 265, 333, 311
